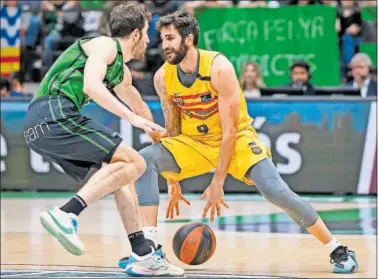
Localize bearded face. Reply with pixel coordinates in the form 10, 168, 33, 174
160, 25, 190, 65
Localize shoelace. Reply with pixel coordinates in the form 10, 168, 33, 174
156, 245, 171, 263
330, 246, 349, 264
120, 245, 167, 262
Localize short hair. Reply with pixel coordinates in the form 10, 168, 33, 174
109, 3, 151, 38
0, 75, 10, 91
290, 60, 311, 72
156, 11, 200, 46
350, 53, 373, 67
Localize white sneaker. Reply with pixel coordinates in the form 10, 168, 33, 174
124, 249, 185, 277
40, 207, 85, 256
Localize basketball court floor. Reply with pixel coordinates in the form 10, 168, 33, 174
1, 192, 376, 278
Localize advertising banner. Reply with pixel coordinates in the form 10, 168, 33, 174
1, 98, 376, 194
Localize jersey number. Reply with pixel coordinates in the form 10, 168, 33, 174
197, 124, 209, 134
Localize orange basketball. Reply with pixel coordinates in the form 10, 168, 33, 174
172, 222, 216, 265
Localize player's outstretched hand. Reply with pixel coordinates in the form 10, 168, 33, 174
201, 182, 229, 223
166, 180, 191, 220
129, 115, 166, 135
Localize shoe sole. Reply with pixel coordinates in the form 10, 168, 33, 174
40, 212, 84, 256
333, 252, 358, 274
333, 266, 357, 274
118, 259, 128, 269
125, 265, 185, 277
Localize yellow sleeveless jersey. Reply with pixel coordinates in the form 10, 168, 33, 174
163, 49, 253, 146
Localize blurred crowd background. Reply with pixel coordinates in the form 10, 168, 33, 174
1, 0, 377, 99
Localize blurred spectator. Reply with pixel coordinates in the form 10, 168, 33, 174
338, 0, 362, 75
239, 62, 265, 98
289, 0, 322, 5
184, 1, 233, 14
19, 0, 42, 50
372, 68, 377, 82
359, 1, 377, 8
10, 72, 24, 94
0, 76, 11, 98
144, 0, 184, 49
41, 0, 83, 72
237, 0, 280, 8
322, 0, 342, 34
346, 53, 377, 97
17, 1, 43, 82
286, 60, 316, 95
0, 73, 33, 98
322, 0, 339, 6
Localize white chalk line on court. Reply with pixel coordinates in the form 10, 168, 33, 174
1, 270, 285, 278
1, 271, 58, 277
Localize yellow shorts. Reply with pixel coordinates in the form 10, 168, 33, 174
159, 127, 270, 185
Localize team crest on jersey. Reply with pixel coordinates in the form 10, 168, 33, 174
249, 142, 262, 155
200, 93, 213, 103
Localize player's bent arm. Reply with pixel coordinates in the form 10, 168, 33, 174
82, 38, 135, 121
210, 55, 240, 184
154, 66, 181, 137
113, 65, 154, 122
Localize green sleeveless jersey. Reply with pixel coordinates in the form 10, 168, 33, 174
33, 37, 124, 110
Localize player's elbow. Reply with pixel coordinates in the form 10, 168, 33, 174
83, 79, 100, 96
83, 81, 93, 95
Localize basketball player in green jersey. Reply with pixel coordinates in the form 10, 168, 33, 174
24, 3, 184, 277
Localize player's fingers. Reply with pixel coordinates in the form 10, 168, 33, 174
216, 202, 221, 217
182, 196, 191, 206
158, 130, 168, 139
202, 203, 210, 218
175, 202, 179, 217
166, 202, 172, 219
221, 199, 230, 209
170, 203, 174, 219
150, 122, 165, 132
169, 203, 175, 220
170, 201, 176, 219
210, 205, 216, 223
143, 127, 154, 134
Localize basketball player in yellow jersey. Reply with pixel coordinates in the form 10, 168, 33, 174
119, 11, 358, 274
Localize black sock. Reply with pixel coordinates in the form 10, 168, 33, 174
128, 231, 153, 257
60, 195, 87, 216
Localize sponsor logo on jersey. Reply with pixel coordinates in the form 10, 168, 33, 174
195, 106, 218, 116
200, 93, 213, 103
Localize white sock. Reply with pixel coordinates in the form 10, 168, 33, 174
143, 226, 158, 248
325, 237, 341, 253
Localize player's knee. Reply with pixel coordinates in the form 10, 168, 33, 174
257, 177, 287, 205
125, 149, 147, 177
107, 161, 127, 173
139, 145, 159, 170
133, 155, 147, 177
